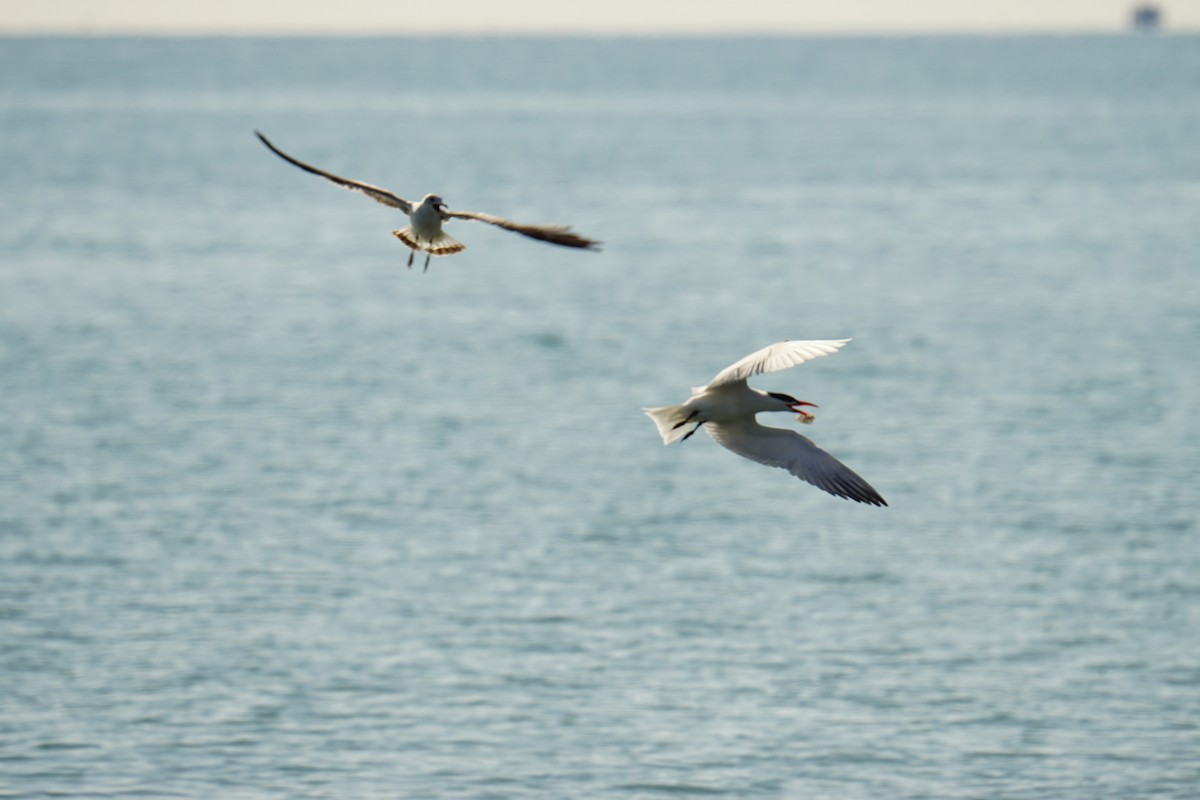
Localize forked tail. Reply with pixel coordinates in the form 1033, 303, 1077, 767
643, 403, 698, 446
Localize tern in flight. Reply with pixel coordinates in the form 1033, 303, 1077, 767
255, 131, 601, 271
644, 339, 887, 506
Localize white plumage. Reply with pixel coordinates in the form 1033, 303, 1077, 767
644, 340, 886, 506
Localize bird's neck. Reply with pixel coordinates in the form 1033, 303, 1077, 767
748, 388, 789, 414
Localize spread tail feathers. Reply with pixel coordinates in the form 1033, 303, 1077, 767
643, 404, 698, 446
392, 227, 466, 257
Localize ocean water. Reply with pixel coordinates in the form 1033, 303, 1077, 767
1, 35, 1198, 798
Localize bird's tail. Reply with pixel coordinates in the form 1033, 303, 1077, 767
392, 227, 466, 256
643, 403, 697, 446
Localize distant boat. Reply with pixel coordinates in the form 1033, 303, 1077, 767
1131, 3, 1162, 30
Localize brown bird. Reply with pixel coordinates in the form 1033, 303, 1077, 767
256, 131, 601, 271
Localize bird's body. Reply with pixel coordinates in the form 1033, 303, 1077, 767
393, 193, 466, 263
255, 131, 600, 270
676, 382, 781, 426
644, 339, 886, 506
409, 195, 448, 241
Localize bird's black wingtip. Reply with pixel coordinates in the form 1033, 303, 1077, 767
834, 482, 888, 507
864, 492, 888, 507
855, 490, 888, 507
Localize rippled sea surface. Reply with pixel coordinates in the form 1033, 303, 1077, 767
2, 35, 1199, 799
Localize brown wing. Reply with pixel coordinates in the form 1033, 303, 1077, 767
444, 209, 601, 250
255, 131, 412, 214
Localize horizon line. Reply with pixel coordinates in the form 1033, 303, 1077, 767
1, 26, 1195, 38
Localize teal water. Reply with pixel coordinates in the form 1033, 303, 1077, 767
1, 35, 1199, 798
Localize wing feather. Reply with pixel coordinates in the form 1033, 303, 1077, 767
705, 339, 850, 389
444, 209, 601, 250
255, 131, 412, 214
705, 418, 886, 506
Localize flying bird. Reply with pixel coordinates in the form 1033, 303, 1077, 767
255, 131, 601, 271
644, 339, 886, 506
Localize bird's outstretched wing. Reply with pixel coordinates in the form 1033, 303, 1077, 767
705, 339, 850, 390
706, 418, 886, 506
443, 209, 602, 250
255, 131, 412, 214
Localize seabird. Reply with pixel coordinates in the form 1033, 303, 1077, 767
644, 339, 887, 506
256, 131, 601, 271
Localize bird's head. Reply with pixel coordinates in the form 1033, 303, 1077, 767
768, 392, 818, 424
424, 193, 447, 212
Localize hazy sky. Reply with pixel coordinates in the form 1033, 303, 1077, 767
2, 0, 1196, 34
